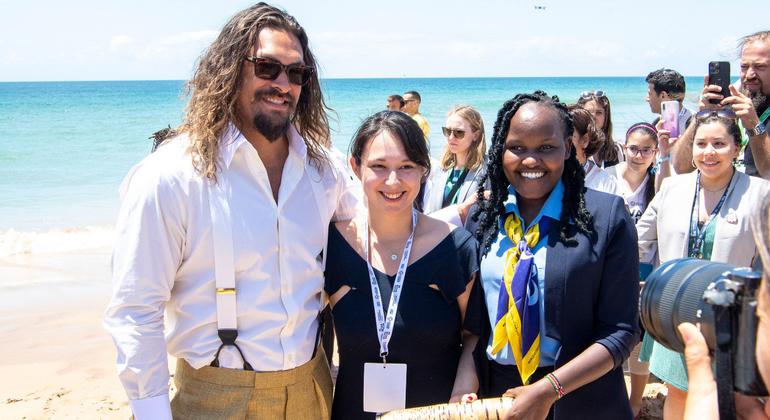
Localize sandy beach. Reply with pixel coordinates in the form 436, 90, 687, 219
0, 230, 666, 419
0, 231, 136, 419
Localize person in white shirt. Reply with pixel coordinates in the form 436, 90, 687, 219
645, 68, 695, 174
103, 4, 359, 419
567, 105, 619, 195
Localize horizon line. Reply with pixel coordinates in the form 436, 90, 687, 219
0, 74, 716, 83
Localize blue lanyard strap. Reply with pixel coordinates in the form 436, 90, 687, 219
688, 170, 733, 258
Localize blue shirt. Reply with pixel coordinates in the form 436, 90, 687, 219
480, 181, 564, 366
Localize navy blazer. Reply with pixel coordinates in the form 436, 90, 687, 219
465, 188, 640, 420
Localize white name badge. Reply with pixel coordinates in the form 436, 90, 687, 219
363, 362, 407, 413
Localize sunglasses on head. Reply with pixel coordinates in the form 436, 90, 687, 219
580, 90, 606, 99
442, 127, 466, 139
243, 56, 314, 86
695, 109, 737, 121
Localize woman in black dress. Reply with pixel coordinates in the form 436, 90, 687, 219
324, 111, 480, 419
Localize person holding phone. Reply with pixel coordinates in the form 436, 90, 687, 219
424, 105, 488, 213
467, 91, 639, 419
645, 68, 695, 138
672, 31, 770, 180
325, 111, 480, 419
636, 109, 770, 419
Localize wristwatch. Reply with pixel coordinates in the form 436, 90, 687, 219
746, 122, 767, 137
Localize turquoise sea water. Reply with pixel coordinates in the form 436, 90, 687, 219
0, 77, 702, 231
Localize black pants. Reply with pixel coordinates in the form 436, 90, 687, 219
482, 359, 555, 420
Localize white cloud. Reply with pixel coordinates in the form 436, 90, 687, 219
121, 30, 219, 61
716, 35, 740, 60
109, 35, 133, 53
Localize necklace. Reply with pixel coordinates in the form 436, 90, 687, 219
390, 254, 398, 261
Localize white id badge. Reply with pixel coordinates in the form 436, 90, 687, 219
363, 362, 407, 413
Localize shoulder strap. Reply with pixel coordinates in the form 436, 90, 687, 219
207, 175, 252, 370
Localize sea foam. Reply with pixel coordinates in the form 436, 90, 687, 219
0, 225, 115, 258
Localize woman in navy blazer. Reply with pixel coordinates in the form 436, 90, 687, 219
465, 91, 640, 419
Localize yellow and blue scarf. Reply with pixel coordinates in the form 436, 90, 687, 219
491, 213, 553, 384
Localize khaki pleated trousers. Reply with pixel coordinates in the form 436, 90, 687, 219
170, 349, 332, 420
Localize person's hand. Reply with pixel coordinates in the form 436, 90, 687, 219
678, 322, 719, 420
734, 392, 770, 419
655, 119, 674, 156
699, 75, 727, 111
722, 85, 761, 130
501, 380, 557, 420
449, 392, 478, 404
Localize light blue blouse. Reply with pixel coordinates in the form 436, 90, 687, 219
480, 181, 564, 366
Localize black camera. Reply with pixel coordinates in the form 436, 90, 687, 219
640, 258, 767, 396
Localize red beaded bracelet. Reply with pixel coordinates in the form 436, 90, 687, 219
545, 373, 565, 399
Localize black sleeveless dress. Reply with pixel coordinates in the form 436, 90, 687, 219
324, 224, 480, 419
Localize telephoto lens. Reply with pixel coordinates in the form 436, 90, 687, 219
640, 258, 733, 352
640, 257, 766, 395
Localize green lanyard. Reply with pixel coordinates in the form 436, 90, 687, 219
741, 108, 770, 146
760, 107, 770, 125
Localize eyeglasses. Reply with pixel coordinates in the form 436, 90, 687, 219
695, 109, 737, 121
580, 90, 606, 99
243, 56, 314, 86
442, 127, 466, 139
623, 145, 657, 157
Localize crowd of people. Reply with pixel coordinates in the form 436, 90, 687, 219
103, 2, 770, 419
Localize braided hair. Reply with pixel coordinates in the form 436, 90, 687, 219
474, 91, 594, 256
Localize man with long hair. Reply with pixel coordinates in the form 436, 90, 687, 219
104, 3, 359, 419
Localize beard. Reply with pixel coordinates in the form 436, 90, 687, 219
740, 78, 770, 115
251, 88, 296, 142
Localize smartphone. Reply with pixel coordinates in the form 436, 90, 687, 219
661, 100, 680, 138
708, 61, 731, 105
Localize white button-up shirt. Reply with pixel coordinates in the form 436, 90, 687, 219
103, 124, 360, 418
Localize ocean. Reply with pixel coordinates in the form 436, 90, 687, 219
0, 77, 702, 256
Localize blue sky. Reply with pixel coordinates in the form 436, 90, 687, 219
0, 0, 764, 81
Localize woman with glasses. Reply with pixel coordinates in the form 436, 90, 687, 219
568, 105, 619, 195
603, 122, 659, 417
606, 123, 659, 224
424, 105, 488, 214
466, 91, 639, 419
325, 111, 480, 419
577, 90, 624, 168
636, 109, 770, 419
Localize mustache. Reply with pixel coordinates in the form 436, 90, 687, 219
253, 88, 294, 104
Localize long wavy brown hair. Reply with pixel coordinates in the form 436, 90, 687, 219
179, 2, 331, 179
439, 105, 486, 172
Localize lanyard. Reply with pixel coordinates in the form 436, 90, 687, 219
760, 107, 770, 125
364, 210, 417, 363
688, 170, 733, 258
442, 167, 469, 208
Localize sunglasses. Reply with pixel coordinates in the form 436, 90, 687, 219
580, 90, 606, 99
623, 145, 657, 157
695, 109, 737, 121
442, 127, 466, 139
243, 56, 314, 86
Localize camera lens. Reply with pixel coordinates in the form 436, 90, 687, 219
640, 258, 734, 352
